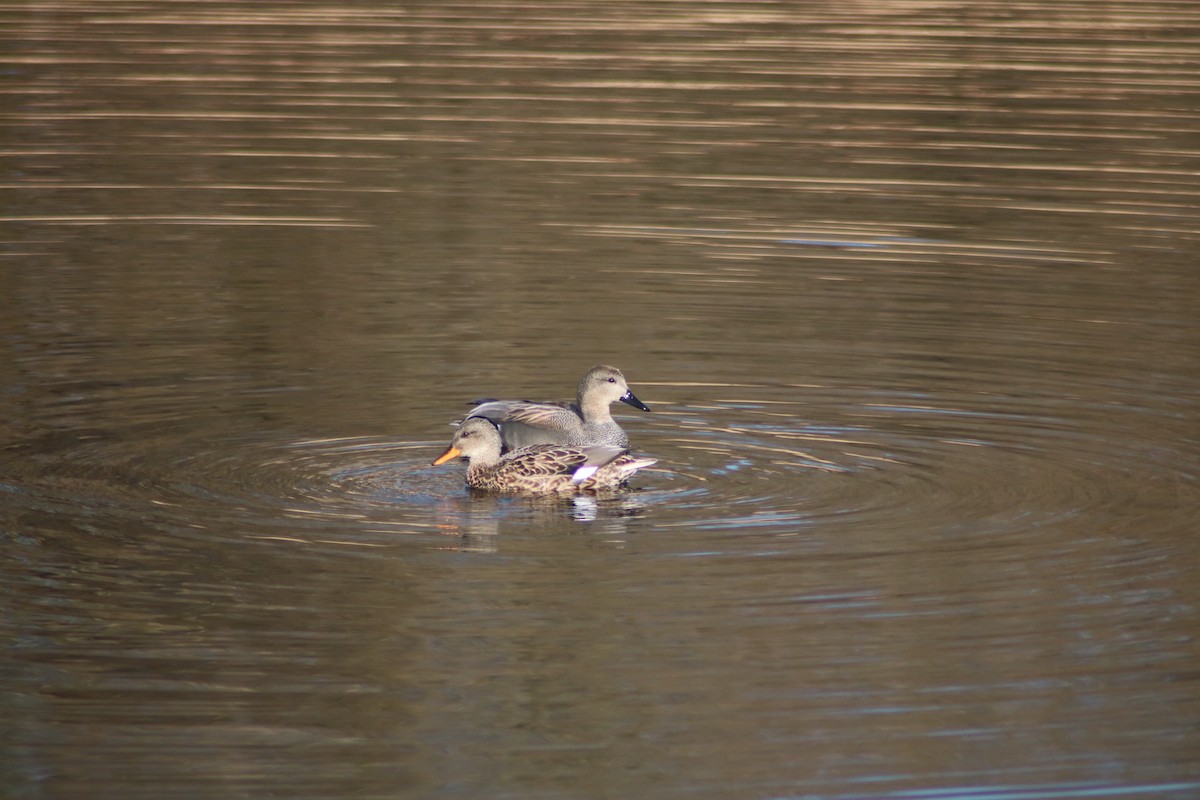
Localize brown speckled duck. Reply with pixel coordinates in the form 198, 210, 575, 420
464, 364, 650, 451
432, 417, 656, 495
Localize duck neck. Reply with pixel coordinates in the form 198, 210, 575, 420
577, 392, 613, 424
466, 450, 502, 471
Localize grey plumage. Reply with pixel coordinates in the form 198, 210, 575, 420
464, 365, 650, 450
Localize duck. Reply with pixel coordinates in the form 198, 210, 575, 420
464, 364, 650, 451
432, 417, 656, 495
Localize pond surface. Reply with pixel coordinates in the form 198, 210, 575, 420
2, 1, 1199, 798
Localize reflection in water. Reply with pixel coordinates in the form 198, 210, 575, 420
2, 0, 1200, 798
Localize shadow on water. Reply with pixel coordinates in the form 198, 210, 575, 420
2, 1, 1199, 799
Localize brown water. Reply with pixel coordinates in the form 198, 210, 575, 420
2, 2, 1199, 799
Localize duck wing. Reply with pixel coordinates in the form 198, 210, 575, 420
500, 445, 590, 479
466, 400, 584, 449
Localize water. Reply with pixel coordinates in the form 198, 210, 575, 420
2, 1, 1199, 798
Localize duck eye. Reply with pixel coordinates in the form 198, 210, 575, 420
607, 377, 617, 383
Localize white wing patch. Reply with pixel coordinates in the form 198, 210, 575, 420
570, 465, 601, 485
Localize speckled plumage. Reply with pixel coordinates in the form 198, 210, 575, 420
464, 365, 650, 450
432, 417, 656, 495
